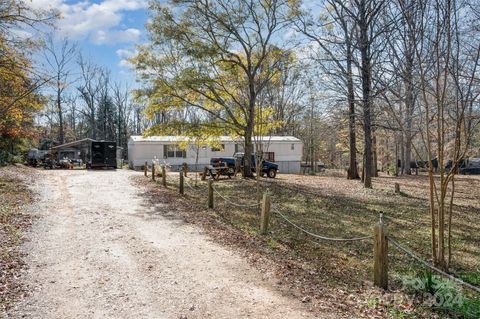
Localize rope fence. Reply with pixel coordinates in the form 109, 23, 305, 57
212, 185, 261, 208
144, 164, 480, 294
389, 237, 480, 294
184, 176, 200, 192
273, 207, 373, 242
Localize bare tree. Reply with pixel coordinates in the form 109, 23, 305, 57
112, 82, 134, 154
43, 35, 77, 144
77, 55, 104, 140
262, 57, 307, 137
291, 0, 361, 179
414, 0, 480, 268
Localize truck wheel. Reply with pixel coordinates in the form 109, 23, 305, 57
267, 169, 277, 178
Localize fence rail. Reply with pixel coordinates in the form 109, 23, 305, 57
273, 208, 373, 242
389, 237, 480, 294
145, 165, 480, 293
184, 176, 198, 192
212, 185, 261, 208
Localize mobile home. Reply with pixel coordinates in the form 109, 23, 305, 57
128, 136, 303, 173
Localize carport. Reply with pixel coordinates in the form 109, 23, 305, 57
51, 138, 94, 162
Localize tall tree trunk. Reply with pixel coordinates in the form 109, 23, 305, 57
400, 132, 405, 175
395, 133, 399, 176
403, 0, 416, 176
243, 131, 254, 178
243, 112, 254, 178
243, 77, 256, 178
404, 105, 413, 173
346, 43, 359, 179
359, 6, 373, 189
372, 128, 378, 177
404, 58, 414, 176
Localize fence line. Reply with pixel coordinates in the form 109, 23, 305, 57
388, 237, 480, 294
165, 173, 175, 183
273, 207, 373, 242
145, 167, 480, 294
211, 185, 261, 208
152, 170, 372, 239
184, 176, 203, 193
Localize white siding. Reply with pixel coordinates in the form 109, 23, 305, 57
260, 142, 303, 162
277, 161, 301, 174
128, 136, 303, 173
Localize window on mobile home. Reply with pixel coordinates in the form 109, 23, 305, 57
164, 145, 186, 158
176, 149, 186, 158
263, 152, 275, 162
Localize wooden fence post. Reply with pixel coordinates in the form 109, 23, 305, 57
208, 179, 214, 209
179, 170, 184, 194
162, 166, 167, 187
394, 183, 400, 194
152, 164, 156, 181
182, 163, 188, 177
260, 193, 271, 235
144, 161, 148, 177
373, 214, 388, 290
202, 166, 208, 181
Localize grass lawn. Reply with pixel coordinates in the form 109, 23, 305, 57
149, 169, 480, 317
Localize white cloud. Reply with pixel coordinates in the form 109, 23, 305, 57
118, 59, 133, 67
91, 28, 141, 44
116, 48, 136, 59
28, 0, 146, 44
116, 47, 137, 68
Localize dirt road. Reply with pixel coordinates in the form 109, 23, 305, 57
8, 169, 320, 319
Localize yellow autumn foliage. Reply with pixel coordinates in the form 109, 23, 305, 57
0, 37, 43, 139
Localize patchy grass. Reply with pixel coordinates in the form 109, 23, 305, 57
0, 165, 36, 313
137, 170, 480, 318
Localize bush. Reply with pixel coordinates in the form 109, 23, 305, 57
385, 162, 397, 175
0, 150, 24, 166
0, 149, 14, 166
0, 137, 35, 166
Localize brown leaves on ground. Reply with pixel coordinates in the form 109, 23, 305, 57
0, 165, 37, 313
135, 172, 453, 318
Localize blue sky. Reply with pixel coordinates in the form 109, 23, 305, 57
29, 0, 151, 86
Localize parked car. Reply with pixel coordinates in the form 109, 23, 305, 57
210, 152, 279, 178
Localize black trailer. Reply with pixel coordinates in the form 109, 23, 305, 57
88, 141, 117, 169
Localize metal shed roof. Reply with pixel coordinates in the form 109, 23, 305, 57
51, 138, 95, 150
51, 139, 124, 150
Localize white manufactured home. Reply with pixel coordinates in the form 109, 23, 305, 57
128, 136, 303, 173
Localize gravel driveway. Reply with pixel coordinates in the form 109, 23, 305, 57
8, 169, 319, 319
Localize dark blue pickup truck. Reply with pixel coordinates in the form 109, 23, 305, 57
210, 152, 279, 178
